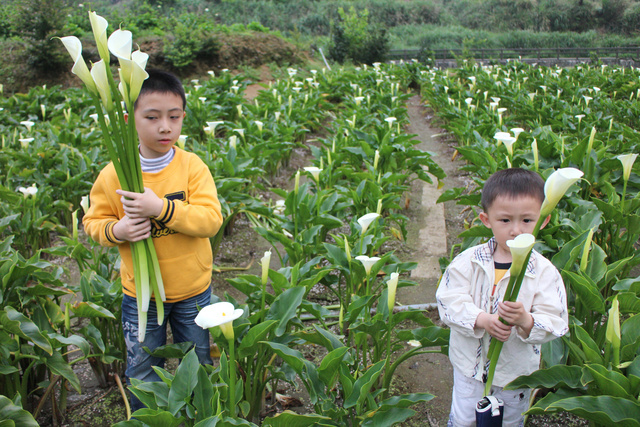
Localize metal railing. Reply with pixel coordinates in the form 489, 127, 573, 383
388, 46, 640, 63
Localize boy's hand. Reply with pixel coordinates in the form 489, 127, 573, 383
116, 188, 163, 219
476, 312, 512, 342
498, 301, 534, 337
113, 215, 151, 242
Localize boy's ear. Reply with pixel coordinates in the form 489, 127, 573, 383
479, 212, 491, 229
539, 214, 551, 230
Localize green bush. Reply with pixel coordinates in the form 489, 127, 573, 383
163, 13, 219, 69
328, 6, 389, 64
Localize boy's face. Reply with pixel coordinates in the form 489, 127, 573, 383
479, 195, 548, 262
134, 91, 185, 159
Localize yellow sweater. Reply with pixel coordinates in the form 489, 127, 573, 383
83, 147, 223, 302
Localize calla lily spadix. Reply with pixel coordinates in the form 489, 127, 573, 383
195, 302, 244, 341
357, 212, 380, 234
355, 255, 380, 276
59, 36, 97, 94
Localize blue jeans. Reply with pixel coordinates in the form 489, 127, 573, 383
121, 286, 213, 412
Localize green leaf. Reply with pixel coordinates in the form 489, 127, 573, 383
193, 365, 216, 422
344, 360, 386, 410
262, 410, 332, 426
1, 307, 52, 354
129, 409, 185, 427
584, 364, 634, 400
360, 408, 415, 426
533, 395, 640, 426
168, 349, 199, 415
44, 352, 81, 393
266, 286, 305, 337
0, 395, 38, 427
237, 320, 277, 359
318, 347, 349, 387
572, 325, 603, 364
377, 392, 435, 410
562, 270, 605, 314
618, 292, 640, 314
504, 365, 584, 390
48, 333, 91, 357
147, 342, 194, 359
71, 301, 116, 319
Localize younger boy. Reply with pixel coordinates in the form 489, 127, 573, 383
436, 168, 568, 426
83, 69, 223, 411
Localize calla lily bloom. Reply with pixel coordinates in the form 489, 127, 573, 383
206, 121, 224, 133
510, 128, 525, 140
606, 296, 621, 367
177, 135, 188, 149
91, 60, 113, 112
80, 195, 90, 214
18, 183, 38, 197
195, 302, 244, 341
531, 138, 539, 170
89, 11, 109, 62
506, 234, 536, 277
384, 117, 397, 128
387, 272, 399, 312
59, 36, 97, 94
617, 153, 637, 182
254, 120, 263, 132
408, 340, 421, 347
355, 255, 380, 276
494, 132, 516, 157
20, 120, 35, 132
357, 212, 380, 234
304, 166, 322, 182
229, 135, 237, 149
19, 138, 34, 149
373, 150, 380, 170
539, 168, 584, 219
261, 250, 271, 286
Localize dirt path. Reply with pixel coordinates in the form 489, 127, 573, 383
392, 95, 470, 426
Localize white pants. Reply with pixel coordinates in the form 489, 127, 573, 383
448, 368, 531, 427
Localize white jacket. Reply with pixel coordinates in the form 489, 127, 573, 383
436, 238, 568, 387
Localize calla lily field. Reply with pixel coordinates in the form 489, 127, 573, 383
0, 12, 639, 426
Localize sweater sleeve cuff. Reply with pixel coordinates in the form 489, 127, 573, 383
105, 221, 125, 245
155, 198, 175, 224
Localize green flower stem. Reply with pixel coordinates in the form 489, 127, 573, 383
620, 179, 628, 212
228, 337, 237, 417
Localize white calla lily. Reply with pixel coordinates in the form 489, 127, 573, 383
493, 132, 517, 157
540, 168, 584, 218
18, 183, 38, 198
357, 212, 380, 234
355, 255, 380, 276
59, 36, 97, 94
20, 121, 35, 132
304, 166, 322, 182
506, 233, 536, 277
177, 135, 188, 149
89, 11, 109, 62
387, 272, 399, 312
606, 296, 621, 366
261, 250, 271, 286
90, 60, 113, 112
617, 153, 637, 182
195, 302, 244, 340
80, 195, 90, 214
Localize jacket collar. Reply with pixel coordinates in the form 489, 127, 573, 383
472, 237, 537, 277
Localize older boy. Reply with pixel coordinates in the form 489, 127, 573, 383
83, 69, 223, 411
436, 168, 568, 426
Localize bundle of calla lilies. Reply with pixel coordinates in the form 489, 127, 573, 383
59, 12, 164, 342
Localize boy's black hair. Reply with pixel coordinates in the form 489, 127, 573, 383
134, 69, 186, 110
481, 168, 545, 211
